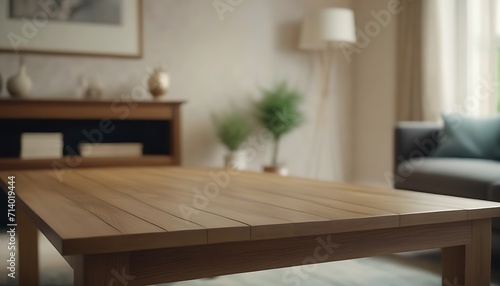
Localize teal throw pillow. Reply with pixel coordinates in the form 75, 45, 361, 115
433, 114, 500, 160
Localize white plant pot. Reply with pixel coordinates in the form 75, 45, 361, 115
263, 165, 288, 176
224, 150, 247, 170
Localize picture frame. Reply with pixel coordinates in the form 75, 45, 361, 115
0, 0, 143, 58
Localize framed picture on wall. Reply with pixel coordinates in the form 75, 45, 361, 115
0, 0, 143, 58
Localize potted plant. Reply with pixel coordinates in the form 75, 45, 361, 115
213, 110, 252, 170
255, 82, 304, 175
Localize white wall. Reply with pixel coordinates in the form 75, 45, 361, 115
0, 0, 354, 180
351, 0, 398, 187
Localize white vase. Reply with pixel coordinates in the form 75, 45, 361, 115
224, 150, 247, 170
7, 57, 32, 98
147, 67, 170, 98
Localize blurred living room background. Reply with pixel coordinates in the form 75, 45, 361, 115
0, 0, 500, 285
1, 0, 498, 185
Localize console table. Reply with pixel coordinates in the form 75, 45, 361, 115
0, 99, 184, 170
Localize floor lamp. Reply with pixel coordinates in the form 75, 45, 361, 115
299, 8, 356, 178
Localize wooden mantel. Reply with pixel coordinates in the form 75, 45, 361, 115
0, 99, 185, 170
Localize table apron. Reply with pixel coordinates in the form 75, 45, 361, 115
119, 220, 472, 285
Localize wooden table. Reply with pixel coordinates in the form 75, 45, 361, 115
1, 167, 500, 286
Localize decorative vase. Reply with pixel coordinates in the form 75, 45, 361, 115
75, 76, 103, 100
263, 165, 288, 176
84, 84, 103, 100
147, 67, 170, 98
7, 57, 32, 98
224, 150, 247, 170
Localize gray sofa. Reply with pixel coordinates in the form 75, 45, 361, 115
394, 122, 500, 231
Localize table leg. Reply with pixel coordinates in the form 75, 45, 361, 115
442, 219, 491, 286
18, 205, 39, 285
74, 253, 131, 286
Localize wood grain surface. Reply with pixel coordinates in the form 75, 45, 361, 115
2, 167, 500, 257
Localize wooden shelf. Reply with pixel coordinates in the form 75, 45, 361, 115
0, 99, 184, 170
0, 156, 174, 171
0, 99, 185, 120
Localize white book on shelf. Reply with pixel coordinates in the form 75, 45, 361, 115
21, 133, 63, 159
79, 143, 143, 158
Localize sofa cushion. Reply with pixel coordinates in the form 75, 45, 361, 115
432, 114, 500, 161
395, 158, 500, 202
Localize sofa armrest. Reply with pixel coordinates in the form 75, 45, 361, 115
394, 122, 442, 173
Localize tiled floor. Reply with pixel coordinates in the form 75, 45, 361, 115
0, 232, 499, 286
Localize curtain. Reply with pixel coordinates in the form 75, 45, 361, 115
462, 0, 498, 116
396, 0, 424, 121
421, 0, 456, 121
422, 0, 498, 119
397, 0, 498, 121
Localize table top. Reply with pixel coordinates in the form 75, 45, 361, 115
2, 167, 500, 256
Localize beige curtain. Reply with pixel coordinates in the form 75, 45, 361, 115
461, 0, 497, 116
423, 0, 497, 119
396, 0, 424, 121
421, 0, 456, 121
397, 0, 498, 121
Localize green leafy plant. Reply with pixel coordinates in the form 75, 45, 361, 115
213, 111, 252, 152
255, 82, 304, 166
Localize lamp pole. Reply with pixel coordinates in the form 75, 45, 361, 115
300, 8, 356, 179
309, 43, 336, 175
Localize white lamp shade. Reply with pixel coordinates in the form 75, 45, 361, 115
320, 8, 356, 43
